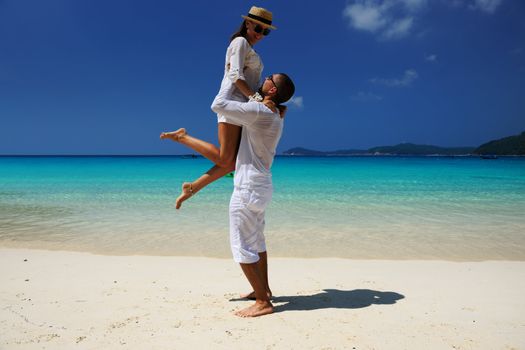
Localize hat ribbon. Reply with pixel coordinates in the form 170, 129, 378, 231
247, 13, 272, 26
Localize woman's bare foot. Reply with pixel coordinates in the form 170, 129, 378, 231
175, 182, 194, 210
240, 290, 272, 301
234, 300, 273, 318
160, 128, 187, 142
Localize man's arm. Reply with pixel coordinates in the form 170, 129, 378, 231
211, 88, 264, 127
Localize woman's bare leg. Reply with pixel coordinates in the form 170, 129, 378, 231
175, 164, 234, 209
161, 123, 242, 209
160, 123, 241, 168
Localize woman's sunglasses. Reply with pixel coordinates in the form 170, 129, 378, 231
253, 24, 271, 36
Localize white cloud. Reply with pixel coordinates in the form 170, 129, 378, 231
370, 69, 418, 87
381, 17, 413, 39
425, 53, 437, 62
343, 2, 388, 32
343, 0, 425, 40
343, 0, 504, 40
448, 0, 504, 13
288, 96, 303, 109
469, 0, 503, 13
351, 91, 384, 101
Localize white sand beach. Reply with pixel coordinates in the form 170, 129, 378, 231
1, 248, 524, 349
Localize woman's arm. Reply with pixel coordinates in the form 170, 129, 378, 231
227, 37, 256, 98
234, 78, 255, 99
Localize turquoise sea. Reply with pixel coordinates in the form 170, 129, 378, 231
1, 156, 524, 260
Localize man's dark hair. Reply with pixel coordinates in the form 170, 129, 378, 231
274, 73, 295, 105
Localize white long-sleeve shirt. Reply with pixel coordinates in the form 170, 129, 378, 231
217, 37, 263, 103
211, 88, 283, 190
224, 37, 263, 93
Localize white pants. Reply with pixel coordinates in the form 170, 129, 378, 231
229, 186, 272, 264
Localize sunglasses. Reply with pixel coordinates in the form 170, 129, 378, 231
266, 75, 278, 90
253, 24, 271, 36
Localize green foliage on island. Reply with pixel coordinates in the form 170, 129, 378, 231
473, 131, 525, 155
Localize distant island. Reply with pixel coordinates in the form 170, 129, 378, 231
282, 145, 475, 156
473, 131, 525, 155
283, 131, 525, 156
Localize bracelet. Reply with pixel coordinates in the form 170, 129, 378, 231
249, 92, 263, 102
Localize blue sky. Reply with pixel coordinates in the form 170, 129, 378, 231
1, 0, 524, 154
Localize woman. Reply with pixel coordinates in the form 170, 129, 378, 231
160, 6, 277, 209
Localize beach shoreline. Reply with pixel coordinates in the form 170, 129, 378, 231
1, 247, 524, 349
2, 239, 525, 262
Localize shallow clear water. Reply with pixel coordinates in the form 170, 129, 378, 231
1, 156, 524, 260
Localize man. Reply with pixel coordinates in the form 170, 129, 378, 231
161, 73, 295, 317
211, 73, 295, 317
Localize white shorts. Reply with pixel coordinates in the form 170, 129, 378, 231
229, 187, 272, 264
217, 114, 242, 127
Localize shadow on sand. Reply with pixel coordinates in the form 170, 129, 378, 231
270, 289, 405, 313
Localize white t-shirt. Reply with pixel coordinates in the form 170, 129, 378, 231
211, 87, 283, 190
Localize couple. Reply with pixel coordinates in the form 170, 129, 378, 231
160, 6, 295, 317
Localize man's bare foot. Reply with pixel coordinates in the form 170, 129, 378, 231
240, 290, 272, 301
234, 300, 273, 318
175, 182, 194, 210
160, 128, 187, 142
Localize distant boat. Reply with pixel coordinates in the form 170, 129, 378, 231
181, 154, 198, 159
480, 154, 498, 159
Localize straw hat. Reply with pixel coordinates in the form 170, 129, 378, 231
241, 6, 277, 30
